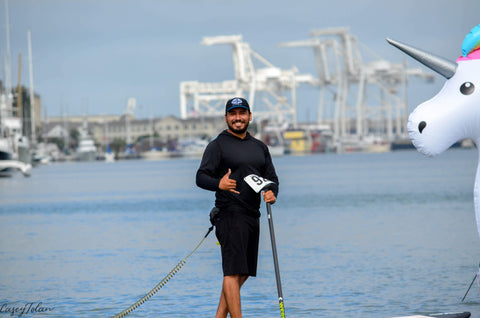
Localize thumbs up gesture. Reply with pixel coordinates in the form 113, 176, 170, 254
219, 168, 239, 194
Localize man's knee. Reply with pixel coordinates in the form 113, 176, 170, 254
224, 274, 248, 284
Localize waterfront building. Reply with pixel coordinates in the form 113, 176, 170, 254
44, 114, 225, 151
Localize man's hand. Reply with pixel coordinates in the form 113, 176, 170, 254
262, 190, 276, 204
218, 168, 239, 194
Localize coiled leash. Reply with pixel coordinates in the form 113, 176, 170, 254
112, 208, 219, 318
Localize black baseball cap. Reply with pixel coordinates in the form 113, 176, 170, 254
225, 97, 250, 114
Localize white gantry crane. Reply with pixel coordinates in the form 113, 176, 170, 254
279, 27, 434, 144
179, 35, 316, 124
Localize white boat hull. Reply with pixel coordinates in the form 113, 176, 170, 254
141, 150, 170, 160
76, 151, 97, 162
0, 160, 32, 176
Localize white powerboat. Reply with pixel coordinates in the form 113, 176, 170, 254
75, 127, 97, 161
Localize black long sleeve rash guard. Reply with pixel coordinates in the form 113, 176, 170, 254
196, 130, 279, 213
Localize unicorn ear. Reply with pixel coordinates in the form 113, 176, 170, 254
386, 38, 457, 79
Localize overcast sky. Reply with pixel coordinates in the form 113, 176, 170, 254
2, 0, 479, 121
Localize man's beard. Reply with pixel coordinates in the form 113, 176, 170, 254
227, 119, 249, 134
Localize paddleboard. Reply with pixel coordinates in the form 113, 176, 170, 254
393, 312, 470, 318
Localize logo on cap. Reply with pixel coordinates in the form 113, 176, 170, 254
226, 97, 250, 113
231, 98, 243, 105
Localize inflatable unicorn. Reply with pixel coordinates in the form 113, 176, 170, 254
387, 24, 480, 238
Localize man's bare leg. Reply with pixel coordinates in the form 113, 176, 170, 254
215, 275, 248, 318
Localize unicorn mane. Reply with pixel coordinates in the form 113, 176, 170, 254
457, 48, 480, 62
461, 24, 480, 57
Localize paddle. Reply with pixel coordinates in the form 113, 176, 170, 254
461, 263, 480, 302
244, 174, 286, 318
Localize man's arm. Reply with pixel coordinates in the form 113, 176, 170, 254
196, 142, 221, 191
263, 148, 279, 198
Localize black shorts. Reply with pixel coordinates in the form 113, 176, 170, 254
215, 205, 260, 277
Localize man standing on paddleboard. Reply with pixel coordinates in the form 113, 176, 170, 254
196, 97, 279, 318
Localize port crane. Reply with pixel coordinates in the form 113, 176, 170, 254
279, 27, 434, 144
179, 35, 316, 124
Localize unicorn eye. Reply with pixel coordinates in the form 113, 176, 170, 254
460, 82, 475, 95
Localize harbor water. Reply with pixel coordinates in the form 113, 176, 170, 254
1, 148, 480, 317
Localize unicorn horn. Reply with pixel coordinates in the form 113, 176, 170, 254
386, 38, 457, 79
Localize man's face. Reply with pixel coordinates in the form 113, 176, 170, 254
225, 108, 252, 135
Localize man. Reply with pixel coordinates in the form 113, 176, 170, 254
196, 97, 279, 318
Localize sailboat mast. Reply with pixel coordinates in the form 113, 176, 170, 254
17, 52, 21, 119
4, 0, 12, 109
28, 29, 36, 143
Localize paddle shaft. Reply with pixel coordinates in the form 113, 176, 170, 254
266, 202, 286, 318
462, 271, 477, 302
